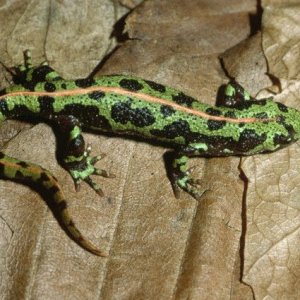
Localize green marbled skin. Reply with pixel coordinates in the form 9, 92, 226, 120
1, 50, 300, 256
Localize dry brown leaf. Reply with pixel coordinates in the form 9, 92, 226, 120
236, 2, 300, 299
1, 0, 299, 299
119, 0, 144, 9
241, 80, 300, 299
0, 0, 125, 78
220, 32, 272, 93
262, 3, 300, 80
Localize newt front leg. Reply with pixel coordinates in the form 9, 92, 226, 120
52, 115, 115, 196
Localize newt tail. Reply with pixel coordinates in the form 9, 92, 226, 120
0, 152, 107, 256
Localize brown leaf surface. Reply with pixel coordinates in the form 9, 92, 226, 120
242, 80, 300, 299
262, 1, 300, 80
220, 32, 272, 93
239, 2, 300, 299
119, 0, 144, 9
0, 0, 299, 299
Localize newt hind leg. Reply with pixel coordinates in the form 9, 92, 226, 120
217, 81, 254, 108
171, 154, 205, 200
170, 143, 211, 200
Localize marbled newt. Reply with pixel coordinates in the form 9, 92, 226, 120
0, 50, 298, 256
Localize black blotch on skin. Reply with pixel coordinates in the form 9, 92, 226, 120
16, 161, 30, 168
69, 220, 75, 227
67, 135, 85, 157
255, 112, 268, 119
75, 78, 96, 88
277, 102, 289, 113
38, 96, 55, 115
13, 74, 36, 90
44, 82, 56, 92
255, 99, 267, 106
172, 92, 194, 107
61, 83, 67, 89
59, 104, 112, 130
40, 171, 58, 182
0, 101, 9, 116
15, 170, 29, 180
111, 101, 155, 127
276, 115, 285, 124
27, 83, 36, 91
273, 115, 295, 140
11, 66, 61, 90
5, 104, 34, 118
14, 170, 23, 179
53, 115, 86, 159
0, 152, 5, 159
88, 91, 105, 101
47, 184, 61, 195
39, 172, 49, 181
119, 79, 143, 91
150, 120, 236, 154
273, 133, 291, 146
57, 200, 68, 210
207, 120, 226, 130
151, 120, 268, 155
205, 107, 222, 116
282, 123, 296, 139
160, 105, 176, 117
237, 129, 267, 152
35, 172, 55, 187
224, 111, 237, 119
226, 99, 268, 111
150, 120, 192, 140
32, 65, 62, 83
145, 80, 166, 93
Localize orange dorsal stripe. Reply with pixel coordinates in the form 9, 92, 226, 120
0, 86, 273, 124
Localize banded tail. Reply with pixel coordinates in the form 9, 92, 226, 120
0, 152, 107, 256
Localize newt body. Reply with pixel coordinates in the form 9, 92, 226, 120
1, 51, 299, 256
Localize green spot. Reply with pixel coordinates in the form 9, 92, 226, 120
6, 99, 15, 111
0, 112, 6, 122
18, 64, 26, 72
173, 155, 188, 166
69, 157, 95, 181
173, 155, 188, 172
223, 148, 233, 154
69, 126, 81, 141
6, 95, 40, 113
64, 154, 84, 163
177, 177, 189, 188
225, 84, 235, 97
190, 143, 208, 151
46, 71, 61, 81
243, 90, 251, 101
26, 72, 33, 82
